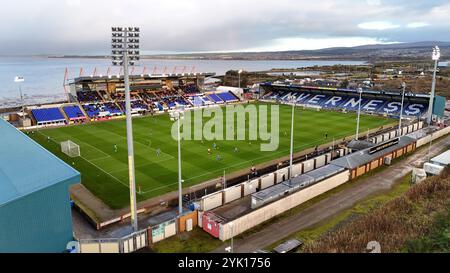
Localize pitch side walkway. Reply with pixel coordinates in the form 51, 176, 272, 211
211, 135, 450, 253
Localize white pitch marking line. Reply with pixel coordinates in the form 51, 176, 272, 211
37, 131, 133, 192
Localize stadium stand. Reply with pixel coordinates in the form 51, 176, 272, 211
76, 91, 103, 103
154, 102, 164, 111
32, 108, 66, 125
63, 105, 86, 121
182, 83, 200, 94
260, 84, 429, 117
189, 96, 205, 107
207, 93, 224, 103
118, 100, 149, 112
82, 102, 123, 119
199, 95, 213, 105
217, 91, 239, 102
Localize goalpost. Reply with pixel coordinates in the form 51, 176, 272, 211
61, 140, 80, 158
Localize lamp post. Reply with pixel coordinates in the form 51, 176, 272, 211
289, 94, 296, 179
111, 27, 140, 232
170, 108, 185, 215
427, 46, 440, 125
223, 170, 226, 189
398, 82, 406, 136
14, 76, 25, 120
229, 222, 234, 253
238, 69, 243, 89
355, 88, 363, 140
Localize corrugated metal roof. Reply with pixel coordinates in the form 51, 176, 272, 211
252, 183, 291, 201
331, 136, 416, 169
253, 164, 346, 202
431, 149, 450, 166
0, 120, 80, 207
347, 139, 375, 151
273, 239, 303, 253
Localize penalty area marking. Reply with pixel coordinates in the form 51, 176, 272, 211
37, 131, 133, 192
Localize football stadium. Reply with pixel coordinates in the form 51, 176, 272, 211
25, 73, 397, 209
5, 62, 447, 253
2, 0, 450, 260
0, 25, 446, 254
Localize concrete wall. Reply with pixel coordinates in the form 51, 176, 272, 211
292, 163, 302, 177
402, 126, 408, 135
224, 184, 243, 204
260, 173, 275, 189
303, 159, 315, 173
275, 167, 289, 183
219, 170, 350, 241
80, 241, 121, 253
164, 222, 177, 238
389, 130, 397, 139
79, 242, 101, 253
315, 154, 327, 168
244, 179, 259, 196
416, 126, 450, 147
371, 122, 423, 144
197, 210, 204, 228
198, 152, 334, 212
200, 191, 223, 211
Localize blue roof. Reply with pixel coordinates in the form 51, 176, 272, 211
0, 119, 80, 207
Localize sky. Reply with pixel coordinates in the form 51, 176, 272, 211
0, 0, 448, 55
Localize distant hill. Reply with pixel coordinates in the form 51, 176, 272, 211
49, 41, 450, 62
142, 41, 450, 62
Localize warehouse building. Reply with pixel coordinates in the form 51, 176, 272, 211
0, 119, 80, 252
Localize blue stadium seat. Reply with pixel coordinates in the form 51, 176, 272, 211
63, 105, 86, 120
208, 93, 223, 103
217, 92, 238, 102
32, 108, 66, 124
191, 96, 204, 107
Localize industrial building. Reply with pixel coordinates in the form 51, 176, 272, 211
0, 119, 80, 252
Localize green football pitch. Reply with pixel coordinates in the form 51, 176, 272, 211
28, 103, 394, 209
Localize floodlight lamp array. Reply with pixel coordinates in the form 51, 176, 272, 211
111, 27, 140, 66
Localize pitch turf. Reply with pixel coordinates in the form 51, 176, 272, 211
28, 103, 394, 209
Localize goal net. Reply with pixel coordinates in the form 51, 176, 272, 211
61, 140, 80, 158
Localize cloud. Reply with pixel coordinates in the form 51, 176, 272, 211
0, 0, 448, 54
366, 0, 381, 6
358, 21, 400, 30
245, 37, 395, 52
65, 0, 81, 7
406, 22, 429, 28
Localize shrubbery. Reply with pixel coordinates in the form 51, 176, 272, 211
304, 168, 450, 253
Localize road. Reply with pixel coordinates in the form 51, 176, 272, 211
212, 135, 450, 253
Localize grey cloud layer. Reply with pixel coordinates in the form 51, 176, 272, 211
0, 0, 448, 54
